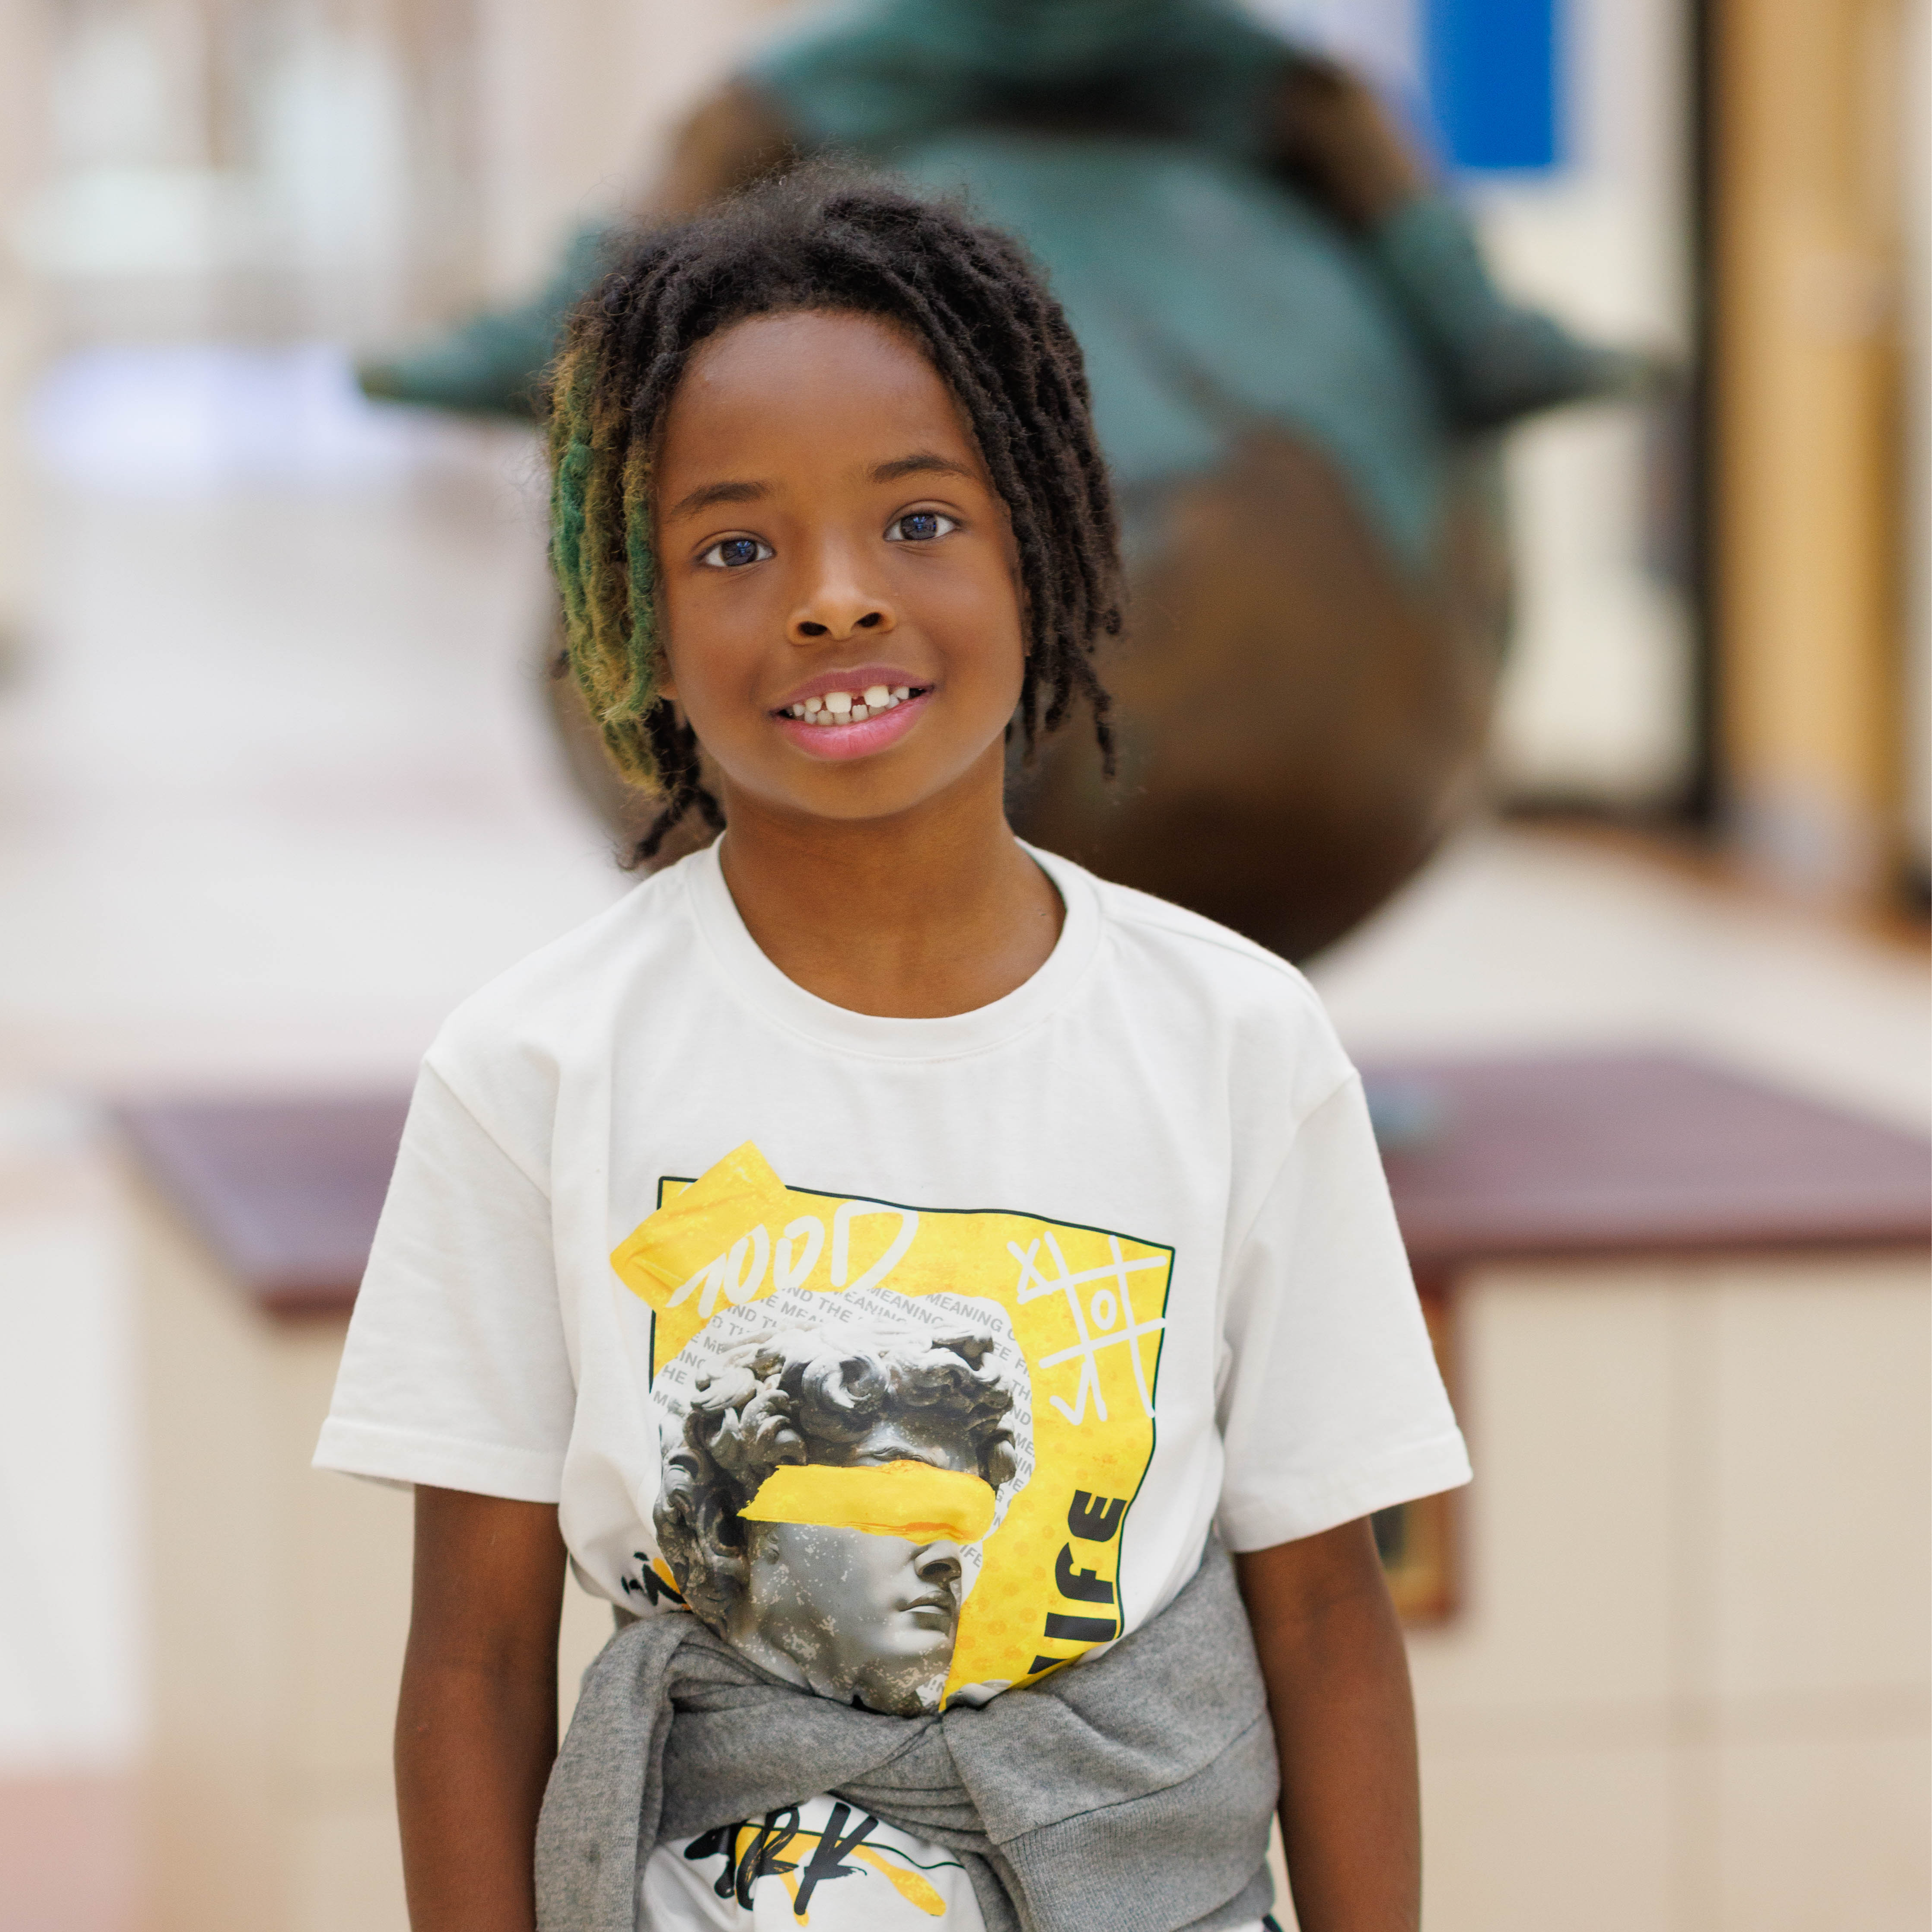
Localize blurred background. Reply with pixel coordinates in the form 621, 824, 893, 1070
0, 2, 1925, 1930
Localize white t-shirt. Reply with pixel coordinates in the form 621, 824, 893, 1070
317, 840, 1468, 1932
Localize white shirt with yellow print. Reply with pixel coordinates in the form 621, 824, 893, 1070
316, 840, 1468, 1932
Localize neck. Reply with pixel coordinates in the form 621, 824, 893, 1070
713, 746, 1064, 1019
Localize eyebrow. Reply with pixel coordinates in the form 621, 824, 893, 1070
665, 452, 974, 522
870, 452, 976, 486
665, 477, 767, 520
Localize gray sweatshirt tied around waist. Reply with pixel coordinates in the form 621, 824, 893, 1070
535, 1539, 1279, 1932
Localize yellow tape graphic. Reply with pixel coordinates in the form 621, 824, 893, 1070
741, 1461, 996, 1545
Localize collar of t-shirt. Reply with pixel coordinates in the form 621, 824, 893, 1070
683, 838, 1105, 1061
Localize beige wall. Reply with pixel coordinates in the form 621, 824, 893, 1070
0, 0, 48, 645
135, 1179, 613, 1932
1717, 0, 1910, 900
1406, 1255, 1930, 1932
1903, 0, 1931, 878
11, 0, 797, 344
1473, 0, 1699, 811
470, 0, 795, 298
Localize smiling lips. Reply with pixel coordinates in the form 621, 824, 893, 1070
773, 672, 933, 759
780, 681, 925, 726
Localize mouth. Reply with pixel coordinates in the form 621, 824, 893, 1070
898, 1595, 956, 1630
772, 676, 932, 729
771, 672, 934, 762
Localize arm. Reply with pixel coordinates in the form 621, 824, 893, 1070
1235, 1518, 1420, 1932
396, 1486, 569, 1932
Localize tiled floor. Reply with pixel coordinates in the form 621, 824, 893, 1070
0, 349, 1924, 1927
0, 1776, 138, 1932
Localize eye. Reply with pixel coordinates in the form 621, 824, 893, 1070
698, 535, 773, 570
885, 510, 958, 544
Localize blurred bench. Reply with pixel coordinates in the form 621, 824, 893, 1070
1361, 1053, 1930, 1932
119, 1054, 1930, 1932
117, 1095, 612, 1932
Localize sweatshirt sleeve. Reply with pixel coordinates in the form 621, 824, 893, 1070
1215, 1072, 1470, 1551
313, 1062, 576, 1502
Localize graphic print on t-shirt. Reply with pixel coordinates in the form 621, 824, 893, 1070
609, 1143, 1173, 1712
643, 1796, 981, 1926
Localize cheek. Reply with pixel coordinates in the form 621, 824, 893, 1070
918, 561, 1027, 695
784, 1522, 904, 1599
656, 579, 771, 713
768, 1526, 908, 1620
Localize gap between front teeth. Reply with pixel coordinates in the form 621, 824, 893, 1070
790, 684, 914, 724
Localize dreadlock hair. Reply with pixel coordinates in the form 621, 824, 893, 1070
546, 164, 1122, 862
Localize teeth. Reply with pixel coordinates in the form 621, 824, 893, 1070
790, 686, 917, 726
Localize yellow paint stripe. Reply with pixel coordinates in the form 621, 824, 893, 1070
742, 1461, 995, 1544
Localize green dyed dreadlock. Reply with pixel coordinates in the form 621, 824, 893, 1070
545, 165, 1122, 860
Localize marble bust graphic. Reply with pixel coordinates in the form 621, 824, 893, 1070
653, 1299, 1026, 1716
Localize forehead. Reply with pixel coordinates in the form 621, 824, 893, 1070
660, 309, 977, 468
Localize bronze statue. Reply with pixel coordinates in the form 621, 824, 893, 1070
366, 0, 1646, 958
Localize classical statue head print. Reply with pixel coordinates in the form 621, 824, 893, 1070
653, 1301, 1025, 1716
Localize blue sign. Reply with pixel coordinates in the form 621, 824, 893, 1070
1424, 0, 1563, 173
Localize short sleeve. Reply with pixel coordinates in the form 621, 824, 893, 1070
313, 1063, 576, 1502
1215, 1073, 1470, 1550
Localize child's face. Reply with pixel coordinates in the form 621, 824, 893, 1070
654, 309, 1027, 828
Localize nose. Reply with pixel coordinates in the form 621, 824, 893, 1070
787, 542, 896, 644
913, 1541, 963, 1585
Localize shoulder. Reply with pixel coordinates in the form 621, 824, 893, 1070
1091, 873, 1326, 1011
422, 852, 706, 1111
1047, 856, 1357, 1127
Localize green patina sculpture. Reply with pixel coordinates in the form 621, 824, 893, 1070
363, 0, 1646, 957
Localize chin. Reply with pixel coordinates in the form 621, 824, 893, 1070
844, 1636, 953, 1716
885, 1625, 955, 1662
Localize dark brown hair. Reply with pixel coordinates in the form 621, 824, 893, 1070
547, 166, 1121, 859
